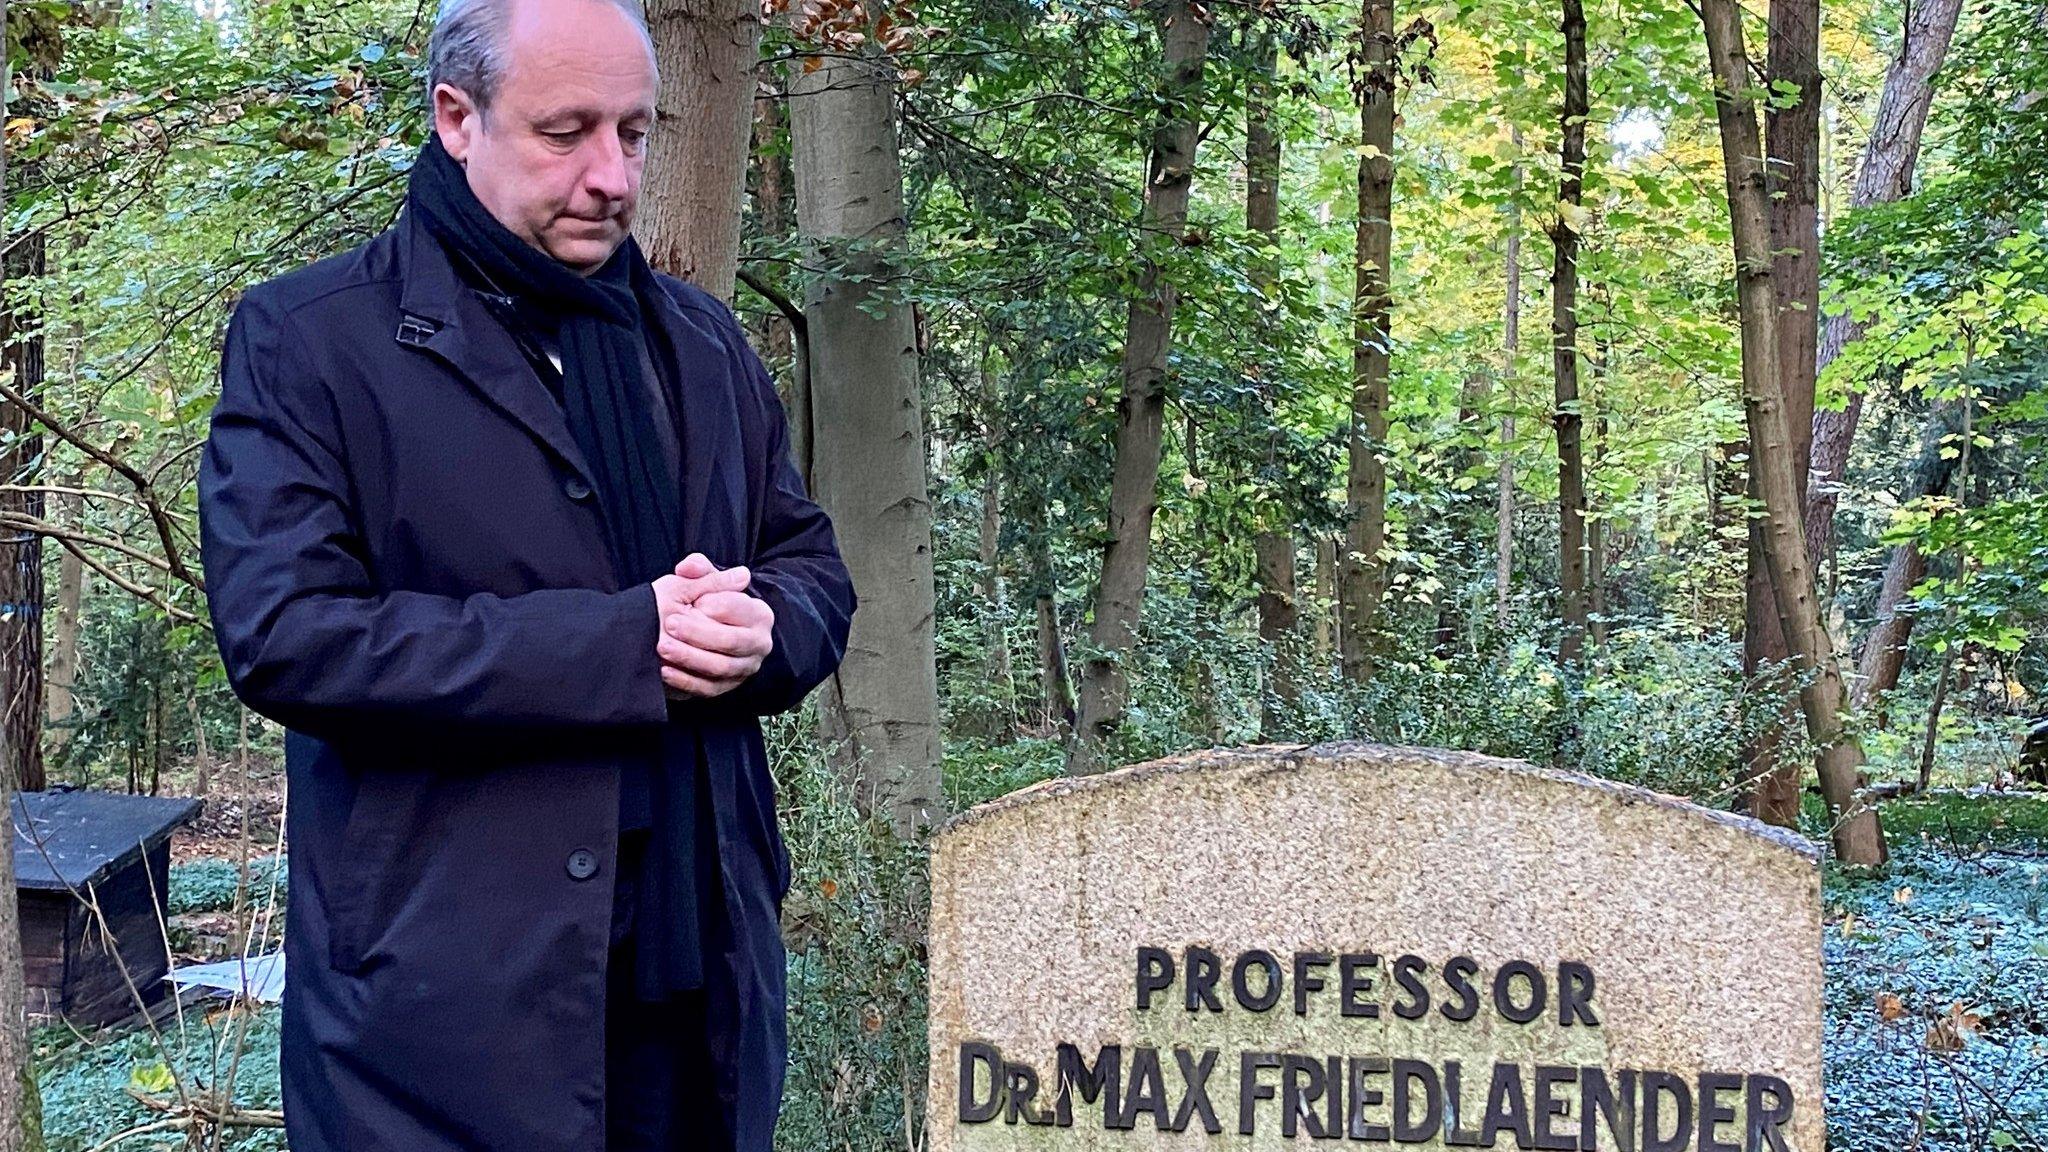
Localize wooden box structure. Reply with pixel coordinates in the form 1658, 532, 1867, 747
13, 789, 203, 1026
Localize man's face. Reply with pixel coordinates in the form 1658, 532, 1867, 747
433, 0, 658, 275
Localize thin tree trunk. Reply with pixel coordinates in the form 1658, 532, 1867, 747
1339, 0, 1398, 683
752, 87, 796, 367
1031, 528, 1075, 731
792, 49, 942, 834
1256, 533, 1298, 736
748, 81, 813, 483
1247, 23, 1299, 735
1743, 0, 1825, 828
1551, 0, 1589, 667
975, 358, 1016, 736
638, 0, 761, 300
1314, 534, 1337, 661
1853, 398, 1966, 716
1435, 370, 1489, 657
1070, 0, 1212, 768
1915, 363, 1975, 790
1855, 542, 1928, 719
1700, 0, 1885, 865
1915, 646, 1955, 793
46, 251, 84, 764
43, 489, 82, 760
1806, 0, 1964, 568
977, 470, 1012, 692
1497, 128, 1524, 629
1588, 379, 1610, 649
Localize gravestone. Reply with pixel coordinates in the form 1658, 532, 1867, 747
926, 743, 1822, 1151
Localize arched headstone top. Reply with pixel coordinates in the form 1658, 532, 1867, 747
937, 742, 1821, 866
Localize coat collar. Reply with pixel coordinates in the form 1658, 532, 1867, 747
392, 207, 730, 556
394, 208, 595, 485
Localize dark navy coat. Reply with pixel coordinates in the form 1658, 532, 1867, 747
197, 207, 853, 1152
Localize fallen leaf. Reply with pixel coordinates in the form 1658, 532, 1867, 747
1926, 1001, 1982, 1052
1876, 992, 1904, 1022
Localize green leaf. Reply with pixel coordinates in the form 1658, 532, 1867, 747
128, 1061, 176, 1095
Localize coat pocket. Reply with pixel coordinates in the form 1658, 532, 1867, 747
325, 769, 417, 974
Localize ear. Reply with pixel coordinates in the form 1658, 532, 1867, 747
432, 83, 485, 163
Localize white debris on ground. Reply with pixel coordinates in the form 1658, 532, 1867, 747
164, 951, 285, 1004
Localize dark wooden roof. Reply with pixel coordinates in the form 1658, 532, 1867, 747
11, 790, 204, 892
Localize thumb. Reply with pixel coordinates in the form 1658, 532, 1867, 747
674, 553, 716, 579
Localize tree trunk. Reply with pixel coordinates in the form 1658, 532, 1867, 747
1742, 0, 1825, 829
1314, 534, 1337, 662
43, 490, 82, 759
1806, 0, 1963, 569
1551, 0, 1589, 667
0, 67, 46, 1152
752, 87, 796, 363
1588, 390, 1609, 649
975, 383, 1016, 735
1256, 533, 1298, 737
791, 49, 942, 834
1435, 370, 1489, 657
1497, 129, 1524, 629
1855, 541, 1928, 719
1030, 525, 1075, 732
1700, 0, 1885, 865
1914, 370, 1974, 787
747, 82, 813, 483
639, 0, 761, 300
1852, 398, 1965, 718
1247, 24, 1298, 735
0, 236, 46, 796
1339, 0, 1398, 683
1070, 0, 1211, 768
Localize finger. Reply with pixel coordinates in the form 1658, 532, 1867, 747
673, 553, 716, 579
663, 610, 770, 658
658, 637, 760, 681
671, 564, 752, 604
660, 663, 742, 699
693, 589, 774, 629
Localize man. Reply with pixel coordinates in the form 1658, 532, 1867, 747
196, 0, 854, 1148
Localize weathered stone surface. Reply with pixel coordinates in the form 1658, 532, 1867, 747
926, 742, 1823, 1151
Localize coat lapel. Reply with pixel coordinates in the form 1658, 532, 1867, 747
646, 280, 745, 561
394, 211, 597, 488
396, 209, 748, 560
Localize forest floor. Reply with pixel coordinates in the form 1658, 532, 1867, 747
1821, 790, 2048, 1151
19, 762, 2048, 1151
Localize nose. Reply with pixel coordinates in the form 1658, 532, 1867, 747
583, 128, 632, 205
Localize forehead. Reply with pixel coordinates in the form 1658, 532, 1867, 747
495, 0, 658, 116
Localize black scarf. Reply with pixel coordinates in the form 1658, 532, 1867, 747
405, 131, 709, 999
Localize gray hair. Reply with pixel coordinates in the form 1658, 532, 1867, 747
427, 0, 658, 113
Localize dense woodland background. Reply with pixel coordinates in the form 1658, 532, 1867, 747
0, 0, 2045, 1148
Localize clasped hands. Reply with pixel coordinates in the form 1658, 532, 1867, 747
652, 552, 775, 700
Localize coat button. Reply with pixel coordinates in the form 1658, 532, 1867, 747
565, 847, 600, 881
563, 476, 594, 502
